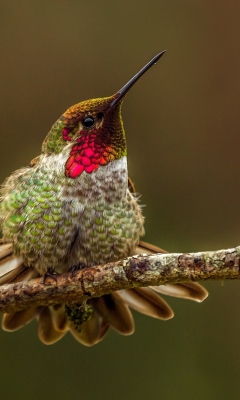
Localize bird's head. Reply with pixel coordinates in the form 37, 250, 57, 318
42, 51, 165, 178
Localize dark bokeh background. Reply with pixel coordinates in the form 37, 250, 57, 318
1, 1, 240, 399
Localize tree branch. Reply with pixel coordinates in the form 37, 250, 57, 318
1, 246, 240, 314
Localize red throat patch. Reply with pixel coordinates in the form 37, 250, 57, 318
65, 129, 115, 178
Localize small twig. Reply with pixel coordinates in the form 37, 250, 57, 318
0, 246, 240, 313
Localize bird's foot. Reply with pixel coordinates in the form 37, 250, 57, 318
69, 263, 86, 278
42, 267, 60, 284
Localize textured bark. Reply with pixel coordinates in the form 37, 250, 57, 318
0, 246, 240, 313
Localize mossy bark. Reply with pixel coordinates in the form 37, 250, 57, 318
0, 246, 240, 313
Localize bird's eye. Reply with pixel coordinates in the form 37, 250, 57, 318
82, 116, 95, 128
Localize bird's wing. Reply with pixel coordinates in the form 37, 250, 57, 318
128, 177, 208, 302
0, 239, 39, 282
136, 240, 208, 302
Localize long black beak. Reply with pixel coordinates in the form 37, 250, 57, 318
110, 50, 166, 107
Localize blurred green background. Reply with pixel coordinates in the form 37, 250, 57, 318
1, 1, 240, 399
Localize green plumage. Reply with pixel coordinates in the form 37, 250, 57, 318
0, 149, 144, 275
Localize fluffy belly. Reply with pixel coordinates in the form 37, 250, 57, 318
1, 156, 144, 274
67, 194, 145, 272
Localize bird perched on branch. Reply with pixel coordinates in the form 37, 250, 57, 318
0, 52, 207, 345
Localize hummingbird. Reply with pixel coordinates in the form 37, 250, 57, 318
0, 52, 208, 345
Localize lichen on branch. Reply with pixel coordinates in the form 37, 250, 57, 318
0, 246, 240, 314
